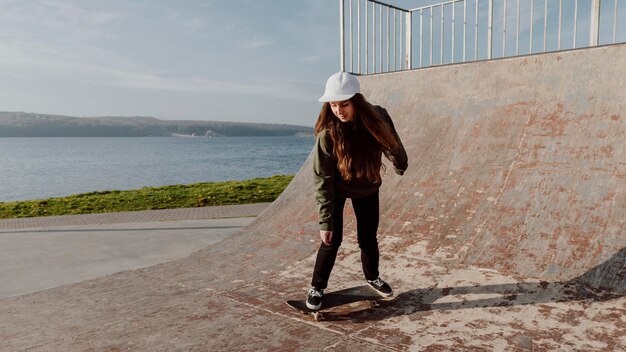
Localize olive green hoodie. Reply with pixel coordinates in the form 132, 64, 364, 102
313, 106, 408, 231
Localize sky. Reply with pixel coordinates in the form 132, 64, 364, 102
0, 1, 622, 127
0, 0, 438, 127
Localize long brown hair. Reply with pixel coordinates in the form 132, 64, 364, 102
314, 93, 401, 183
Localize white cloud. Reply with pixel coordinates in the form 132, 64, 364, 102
40, 0, 121, 27
0, 37, 72, 66
0, 33, 314, 102
97, 67, 315, 101
0, 0, 331, 122
0, 0, 120, 48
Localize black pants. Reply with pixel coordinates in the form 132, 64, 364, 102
311, 191, 380, 290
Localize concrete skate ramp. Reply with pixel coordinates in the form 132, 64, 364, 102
357, 46, 626, 291
1, 45, 624, 351
251, 43, 625, 291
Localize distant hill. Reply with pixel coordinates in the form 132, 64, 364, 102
0, 112, 314, 137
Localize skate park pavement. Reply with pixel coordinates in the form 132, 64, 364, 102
1, 46, 625, 351
0, 203, 269, 298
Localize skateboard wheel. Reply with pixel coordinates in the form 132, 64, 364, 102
366, 300, 380, 308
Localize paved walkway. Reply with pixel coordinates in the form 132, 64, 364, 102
0, 202, 271, 230
0, 203, 271, 298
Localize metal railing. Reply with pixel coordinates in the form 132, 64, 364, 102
340, 0, 625, 74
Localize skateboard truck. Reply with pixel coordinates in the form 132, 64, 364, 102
286, 285, 385, 321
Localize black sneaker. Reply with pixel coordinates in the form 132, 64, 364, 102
367, 277, 393, 297
306, 287, 323, 310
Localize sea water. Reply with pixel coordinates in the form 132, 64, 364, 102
0, 136, 314, 202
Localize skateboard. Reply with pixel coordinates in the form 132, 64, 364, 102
286, 285, 383, 321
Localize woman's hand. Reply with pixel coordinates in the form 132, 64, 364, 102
320, 230, 333, 245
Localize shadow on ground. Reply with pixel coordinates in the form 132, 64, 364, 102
323, 246, 626, 322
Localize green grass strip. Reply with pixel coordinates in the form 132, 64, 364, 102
0, 174, 294, 219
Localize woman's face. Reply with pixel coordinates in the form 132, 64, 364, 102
330, 99, 356, 123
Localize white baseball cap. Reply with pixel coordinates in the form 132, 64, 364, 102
318, 71, 360, 102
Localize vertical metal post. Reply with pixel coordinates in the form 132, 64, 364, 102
530, 0, 534, 53
358, 0, 361, 74
503, 0, 507, 57
387, 6, 391, 72
475, 0, 479, 60
419, 9, 423, 68
340, 0, 345, 71
452, 2, 456, 63
558, 0, 563, 50
440, 5, 443, 64
373, 3, 376, 73
406, 10, 412, 70
349, 0, 353, 72
463, 0, 467, 62
543, 0, 548, 52
590, 0, 600, 46
401, 11, 405, 69
573, 0, 578, 48
613, 0, 617, 44
487, 0, 493, 59
516, 0, 520, 55
450, 2, 456, 63
428, 7, 433, 66
614, 0, 618, 44
440, 5, 444, 64
393, 9, 397, 70
366, 0, 369, 74
379, 4, 383, 72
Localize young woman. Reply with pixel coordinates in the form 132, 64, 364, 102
306, 71, 408, 310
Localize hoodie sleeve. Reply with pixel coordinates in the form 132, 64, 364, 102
379, 107, 408, 175
312, 129, 336, 231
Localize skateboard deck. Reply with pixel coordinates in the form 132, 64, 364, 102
286, 285, 383, 321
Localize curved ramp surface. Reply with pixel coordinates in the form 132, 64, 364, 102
1, 45, 625, 351
361, 47, 625, 290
